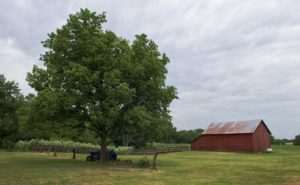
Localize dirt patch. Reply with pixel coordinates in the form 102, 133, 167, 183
282, 174, 300, 185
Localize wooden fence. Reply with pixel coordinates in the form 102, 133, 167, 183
29, 145, 190, 155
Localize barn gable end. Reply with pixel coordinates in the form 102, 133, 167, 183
252, 121, 272, 152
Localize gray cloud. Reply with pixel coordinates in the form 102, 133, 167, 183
1, 0, 300, 138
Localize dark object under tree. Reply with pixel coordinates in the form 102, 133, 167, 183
86, 150, 117, 162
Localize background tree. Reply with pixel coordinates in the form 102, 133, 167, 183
17, 93, 37, 140
294, 135, 300, 145
0, 74, 22, 148
270, 135, 276, 145
27, 9, 177, 162
173, 128, 204, 143
17, 93, 97, 143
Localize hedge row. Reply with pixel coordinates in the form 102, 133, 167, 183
146, 142, 190, 149
14, 139, 132, 154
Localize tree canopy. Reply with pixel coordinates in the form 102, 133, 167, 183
294, 135, 300, 145
27, 9, 177, 162
173, 129, 204, 143
0, 74, 22, 148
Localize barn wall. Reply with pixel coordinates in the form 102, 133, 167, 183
191, 134, 254, 152
252, 122, 271, 152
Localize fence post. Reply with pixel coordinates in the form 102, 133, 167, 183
152, 151, 158, 170
53, 146, 57, 157
72, 147, 76, 159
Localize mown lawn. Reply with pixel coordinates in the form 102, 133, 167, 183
0, 145, 300, 185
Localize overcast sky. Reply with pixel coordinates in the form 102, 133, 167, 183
1, 0, 300, 139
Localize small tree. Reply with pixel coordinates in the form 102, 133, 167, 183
270, 135, 276, 144
27, 9, 177, 163
294, 135, 300, 145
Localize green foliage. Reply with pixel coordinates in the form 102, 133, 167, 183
27, 8, 177, 161
16, 94, 41, 140
13, 139, 132, 153
271, 136, 294, 145
271, 135, 276, 144
146, 142, 190, 148
13, 140, 31, 151
14, 139, 98, 151
16, 93, 99, 143
294, 135, 300, 145
138, 155, 150, 167
109, 146, 133, 154
0, 74, 22, 148
173, 128, 204, 143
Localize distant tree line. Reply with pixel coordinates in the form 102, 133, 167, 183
294, 135, 300, 145
0, 74, 99, 148
271, 135, 299, 145
170, 128, 204, 143
0, 74, 22, 148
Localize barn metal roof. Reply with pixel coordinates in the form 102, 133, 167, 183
202, 119, 271, 135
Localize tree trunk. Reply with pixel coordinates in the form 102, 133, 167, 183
100, 135, 108, 163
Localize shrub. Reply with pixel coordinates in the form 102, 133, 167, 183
0, 138, 16, 150
295, 135, 300, 145
13, 139, 133, 154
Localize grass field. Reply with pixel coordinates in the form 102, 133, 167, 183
0, 145, 300, 185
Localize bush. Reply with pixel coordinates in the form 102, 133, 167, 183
0, 138, 16, 149
108, 146, 133, 154
14, 139, 98, 152
138, 155, 150, 167
14, 140, 31, 151
294, 135, 300, 145
146, 142, 190, 148
13, 139, 133, 154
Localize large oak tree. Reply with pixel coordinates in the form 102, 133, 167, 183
27, 9, 177, 162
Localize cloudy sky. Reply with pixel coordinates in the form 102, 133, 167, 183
1, 0, 300, 139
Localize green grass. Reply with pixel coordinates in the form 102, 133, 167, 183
0, 145, 300, 185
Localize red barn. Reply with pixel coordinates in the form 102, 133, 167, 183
191, 120, 272, 152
